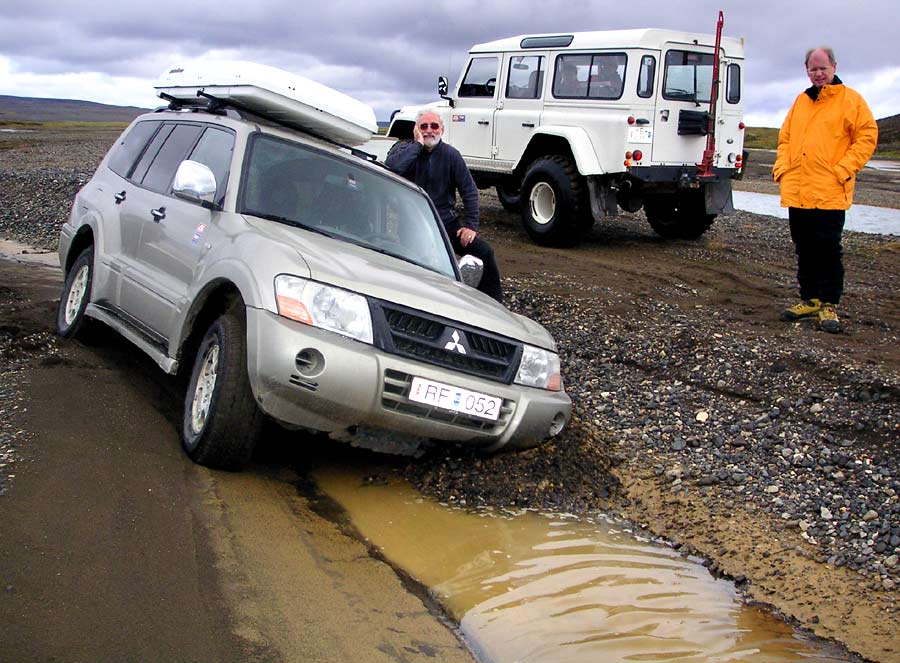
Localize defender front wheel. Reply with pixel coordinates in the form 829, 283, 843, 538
520, 156, 585, 247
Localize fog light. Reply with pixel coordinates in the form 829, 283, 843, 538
548, 412, 566, 436
295, 348, 325, 378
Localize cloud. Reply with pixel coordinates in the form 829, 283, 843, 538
1, 0, 898, 122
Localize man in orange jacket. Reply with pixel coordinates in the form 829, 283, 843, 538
773, 47, 878, 333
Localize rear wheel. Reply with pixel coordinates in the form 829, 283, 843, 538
520, 156, 585, 246
644, 192, 716, 239
495, 180, 520, 212
182, 307, 262, 470
56, 246, 95, 339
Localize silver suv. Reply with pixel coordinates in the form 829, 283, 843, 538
56, 98, 571, 470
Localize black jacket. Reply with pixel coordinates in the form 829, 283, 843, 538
385, 140, 480, 231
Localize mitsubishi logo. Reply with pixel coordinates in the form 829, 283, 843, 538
444, 330, 468, 355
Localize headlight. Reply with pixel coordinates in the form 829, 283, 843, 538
514, 344, 563, 391
274, 275, 373, 344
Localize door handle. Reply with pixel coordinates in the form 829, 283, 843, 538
521, 122, 535, 128
114, 191, 126, 204
478, 120, 490, 126
150, 207, 166, 222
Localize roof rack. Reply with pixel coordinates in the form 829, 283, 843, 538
155, 90, 380, 164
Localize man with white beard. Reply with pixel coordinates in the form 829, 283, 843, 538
386, 110, 503, 302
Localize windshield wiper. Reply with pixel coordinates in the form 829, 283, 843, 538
667, 89, 697, 101
248, 211, 333, 238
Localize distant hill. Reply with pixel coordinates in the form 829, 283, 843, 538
877, 113, 900, 148
0, 95, 150, 123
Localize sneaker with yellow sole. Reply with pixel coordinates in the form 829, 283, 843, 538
780, 298, 821, 321
818, 303, 842, 333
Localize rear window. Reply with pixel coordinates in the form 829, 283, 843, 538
725, 63, 741, 104
107, 120, 161, 177
663, 50, 715, 103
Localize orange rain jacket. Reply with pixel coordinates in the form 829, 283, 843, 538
773, 78, 878, 210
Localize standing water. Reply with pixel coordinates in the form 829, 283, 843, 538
313, 466, 851, 663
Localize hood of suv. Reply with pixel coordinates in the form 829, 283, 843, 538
248, 217, 556, 350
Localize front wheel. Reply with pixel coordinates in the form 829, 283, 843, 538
182, 307, 262, 470
56, 246, 94, 338
519, 156, 585, 247
644, 192, 716, 239
495, 180, 520, 213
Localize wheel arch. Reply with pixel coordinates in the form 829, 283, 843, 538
175, 280, 246, 377
62, 225, 96, 274
516, 127, 603, 177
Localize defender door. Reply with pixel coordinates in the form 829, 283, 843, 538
493, 52, 547, 164
652, 43, 725, 166
445, 55, 500, 161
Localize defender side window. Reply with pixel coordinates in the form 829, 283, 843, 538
188, 127, 236, 205
141, 124, 204, 194
553, 53, 626, 100
459, 57, 499, 98
663, 50, 715, 103
108, 120, 162, 178
637, 55, 656, 98
725, 63, 741, 104
505, 55, 544, 99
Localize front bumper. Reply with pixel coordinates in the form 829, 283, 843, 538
246, 308, 572, 451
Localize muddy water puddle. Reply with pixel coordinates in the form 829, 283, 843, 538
312, 465, 851, 663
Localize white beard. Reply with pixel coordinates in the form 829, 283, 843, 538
423, 135, 442, 149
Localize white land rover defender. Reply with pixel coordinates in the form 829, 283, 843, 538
387, 27, 746, 246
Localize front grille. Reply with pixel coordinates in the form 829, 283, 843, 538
372, 301, 521, 383
382, 369, 514, 433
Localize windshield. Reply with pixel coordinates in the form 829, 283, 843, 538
239, 134, 456, 278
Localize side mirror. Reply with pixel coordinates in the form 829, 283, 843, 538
172, 160, 218, 208
458, 254, 483, 288
438, 76, 454, 107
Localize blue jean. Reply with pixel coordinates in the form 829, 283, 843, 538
788, 208, 845, 305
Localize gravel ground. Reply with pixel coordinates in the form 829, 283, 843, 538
1, 126, 899, 659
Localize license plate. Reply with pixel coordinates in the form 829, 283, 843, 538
409, 377, 502, 421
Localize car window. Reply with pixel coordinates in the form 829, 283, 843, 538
663, 50, 715, 103
108, 120, 162, 178
188, 127, 235, 205
240, 134, 456, 278
140, 123, 204, 193
725, 63, 741, 104
553, 53, 626, 100
458, 57, 499, 98
506, 55, 544, 99
637, 55, 656, 98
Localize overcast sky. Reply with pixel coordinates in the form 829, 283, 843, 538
1, 0, 897, 127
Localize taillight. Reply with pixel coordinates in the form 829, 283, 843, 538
633, 150, 643, 161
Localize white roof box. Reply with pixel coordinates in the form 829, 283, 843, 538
154, 61, 378, 146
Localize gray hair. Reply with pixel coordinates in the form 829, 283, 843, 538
805, 46, 836, 66
415, 109, 443, 127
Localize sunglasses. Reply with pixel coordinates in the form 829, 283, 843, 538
419, 122, 441, 130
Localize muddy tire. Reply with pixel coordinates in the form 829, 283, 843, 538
495, 180, 521, 212
520, 156, 585, 246
182, 307, 262, 471
56, 246, 95, 339
644, 192, 716, 239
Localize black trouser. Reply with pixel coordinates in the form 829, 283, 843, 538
788, 208, 845, 305
446, 222, 503, 303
